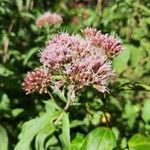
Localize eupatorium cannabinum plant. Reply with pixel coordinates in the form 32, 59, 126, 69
22, 27, 124, 124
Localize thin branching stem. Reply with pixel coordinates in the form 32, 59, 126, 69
54, 98, 71, 125
48, 91, 54, 100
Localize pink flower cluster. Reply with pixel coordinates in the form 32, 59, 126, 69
22, 68, 51, 94
65, 52, 113, 92
40, 32, 82, 70
82, 27, 123, 57
22, 27, 124, 94
36, 12, 63, 28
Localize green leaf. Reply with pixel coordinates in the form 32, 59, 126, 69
14, 111, 60, 150
137, 84, 150, 91
12, 108, 24, 117
121, 137, 128, 149
122, 101, 140, 128
127, 45, 140, 68
44, 100, 60, 113
15, 0, 23, 12
53, 89, 67, 102
25, 0, 30, 10
0, 93, 10, 111
142, 100, 150, 123
45, 136, 59, 149
60, 112, 70, 150
70, 120, 85, 128
113, 46, 130, 73
79, 127, 116, 150
0, 125, 8, 150
145, 17, 150, 25
135, 3, 150, 15
35, 125, 55, 150
70, 133, 84, 150
112, 127, 120, 141
23, 47, 39, 65
0, 65, 14, 77
21, 12, 35, 20
128, 134, 150, 150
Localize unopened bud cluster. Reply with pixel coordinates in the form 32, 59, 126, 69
22, 68, 51, 94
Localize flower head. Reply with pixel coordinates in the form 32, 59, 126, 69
40, 43, 70, 70
39, 32, 84, 70
22, 68, 51, 94
23, 28, 123, 95
39, 31, 114, 93
36, 12, 63, 28
65, 44, 114, 92
82, 27, 124, 57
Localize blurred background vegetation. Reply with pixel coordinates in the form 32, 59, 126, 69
0, 0, 150, 149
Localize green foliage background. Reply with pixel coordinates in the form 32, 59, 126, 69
0, 0, 150, 150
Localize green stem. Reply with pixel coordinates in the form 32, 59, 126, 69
48, 91, 54, 100
54, 98, 71, 125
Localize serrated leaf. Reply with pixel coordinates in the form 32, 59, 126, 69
44, 100, 60, 113
60, 112, 70, 150
128, 134, 150, 150
45, 136, 59, 149
35, 125, 55, 150
0, 125, 8, 150
14, 111, 60, 150
79, 127, 116, 150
